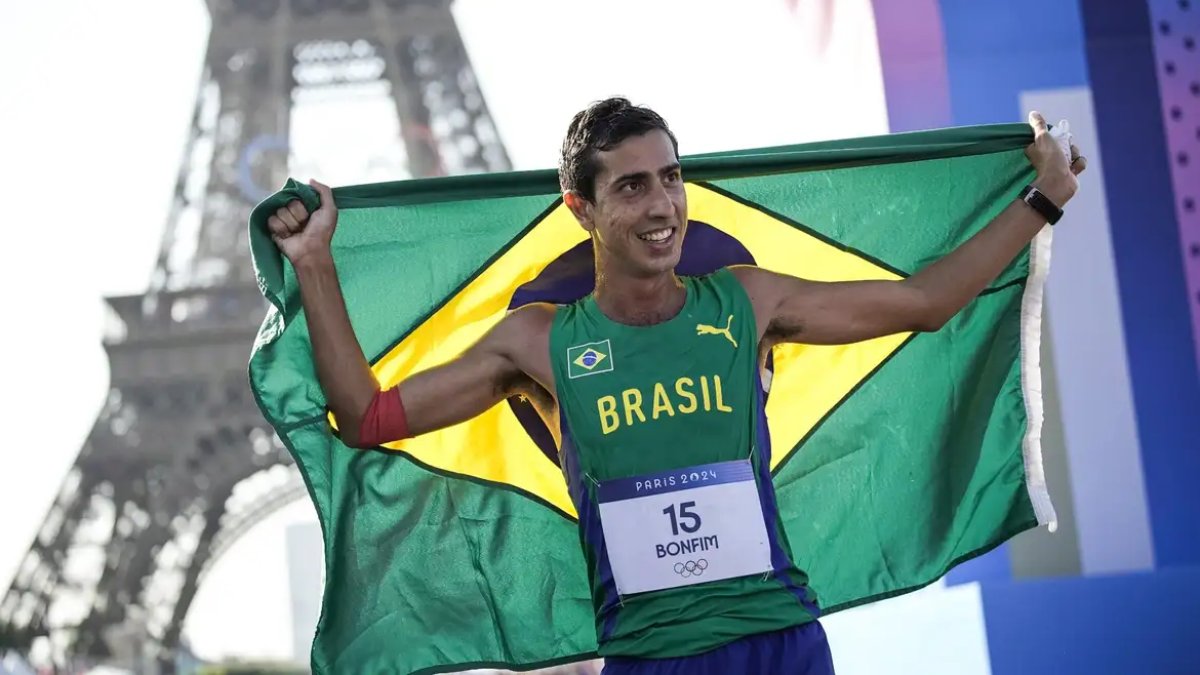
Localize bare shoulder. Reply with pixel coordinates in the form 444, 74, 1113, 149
491, 302, 557, 390
496, 302, 556, 344
727, 264, 785, 312
728, 264, 771, 293
727, 265, 808, 345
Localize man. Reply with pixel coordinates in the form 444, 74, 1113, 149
267, 98, 1084, 674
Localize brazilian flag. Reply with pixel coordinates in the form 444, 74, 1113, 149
248, 124, 1056, 674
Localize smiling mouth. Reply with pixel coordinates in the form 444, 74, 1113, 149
637, 227, 675, 243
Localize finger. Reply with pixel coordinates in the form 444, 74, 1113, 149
285, 199, 310, 224
274, 206, 301, 233
267, 215, 291, 240
1028, 110, 1048, 135
309, 179, 337, 216
1070, 155, 1088, 176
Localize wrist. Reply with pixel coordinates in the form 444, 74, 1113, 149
291, 248, 336, 275
1032, 171, 1077, 206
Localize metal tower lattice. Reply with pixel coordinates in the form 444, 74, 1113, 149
0, 1, 508, 671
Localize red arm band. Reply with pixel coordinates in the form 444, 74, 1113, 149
354, 386, 411, 448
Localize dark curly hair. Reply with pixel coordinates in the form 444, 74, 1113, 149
558, 97, 679, 201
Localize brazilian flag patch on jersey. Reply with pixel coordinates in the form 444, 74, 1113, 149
567, 340, 613, 379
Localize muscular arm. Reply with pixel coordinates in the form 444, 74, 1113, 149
295, 251, 547, 445
378, 305, 552, 439
273, 181, 552, 448
735, 185, 1065, 345
736, 112, 1083, 347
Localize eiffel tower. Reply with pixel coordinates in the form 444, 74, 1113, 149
0, 0, 508, 671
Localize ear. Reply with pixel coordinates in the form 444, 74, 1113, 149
563, 190, 596, 233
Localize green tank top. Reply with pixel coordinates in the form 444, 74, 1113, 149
549, 268, 818, 659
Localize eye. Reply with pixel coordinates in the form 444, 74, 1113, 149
620, 181, 643, 193
665, 170, 682, 184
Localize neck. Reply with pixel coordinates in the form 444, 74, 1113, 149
593, 259, 685, 326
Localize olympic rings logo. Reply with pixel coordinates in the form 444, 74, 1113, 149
673, 559, 709, 578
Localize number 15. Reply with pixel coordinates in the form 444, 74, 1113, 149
663, 501, 702, 536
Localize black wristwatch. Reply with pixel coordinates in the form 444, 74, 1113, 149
1018, 184, 1064, 225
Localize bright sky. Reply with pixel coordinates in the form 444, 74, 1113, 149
0, 0, 889, 663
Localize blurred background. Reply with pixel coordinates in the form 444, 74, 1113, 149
0, 0, 1196, 673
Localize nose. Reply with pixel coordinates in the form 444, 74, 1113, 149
646, 180, 674, 220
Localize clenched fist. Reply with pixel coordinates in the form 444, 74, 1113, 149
268, 179, 338, 265
1025, 111, 1087, 206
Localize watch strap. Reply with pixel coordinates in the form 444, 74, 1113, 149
1019, 184, 1064, 225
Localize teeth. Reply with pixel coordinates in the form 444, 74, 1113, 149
638, 228, 672, 242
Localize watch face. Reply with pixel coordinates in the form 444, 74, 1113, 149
1025, 187, 1062, 224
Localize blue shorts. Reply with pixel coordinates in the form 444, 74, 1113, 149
600, 621, 835, 675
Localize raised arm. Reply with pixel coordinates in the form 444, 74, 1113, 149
735, 112, 1087, 347
267, 181, 547, 447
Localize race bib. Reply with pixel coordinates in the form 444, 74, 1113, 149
596, 459, 773, 596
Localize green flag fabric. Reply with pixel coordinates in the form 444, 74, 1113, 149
248, 124, 1056, 674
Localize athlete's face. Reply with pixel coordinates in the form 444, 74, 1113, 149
565, 130, 688, 278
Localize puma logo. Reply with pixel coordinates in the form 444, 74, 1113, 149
696, 315, 738, 348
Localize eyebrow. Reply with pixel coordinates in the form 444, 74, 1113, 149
611, 162, 683, 186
